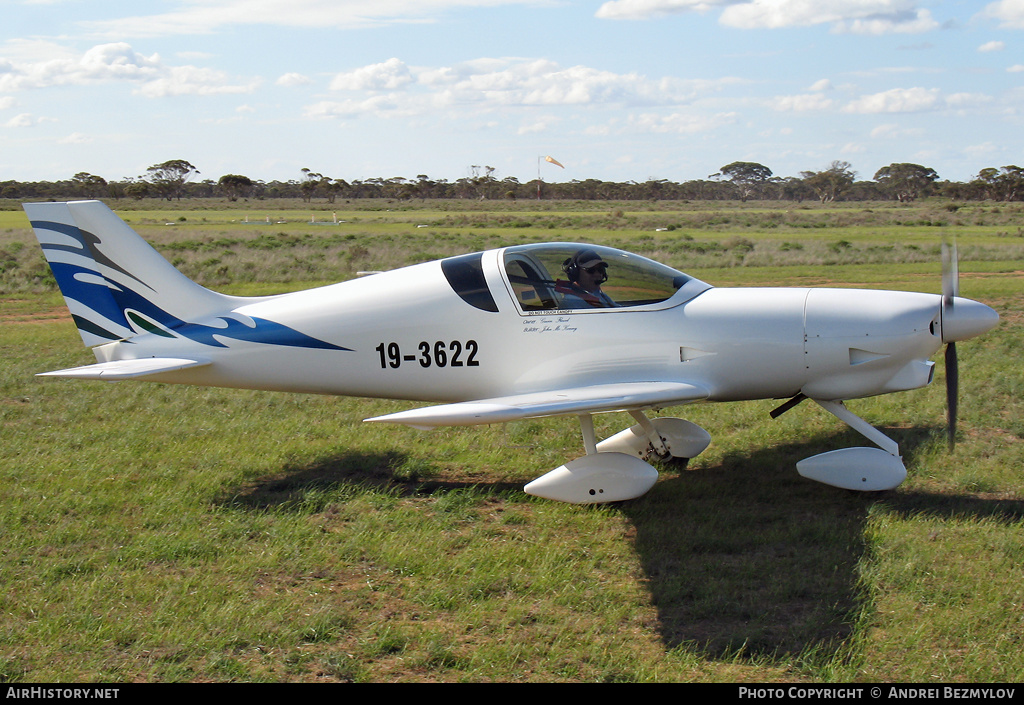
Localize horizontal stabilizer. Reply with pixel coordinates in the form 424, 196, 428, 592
38, 357, 211, 380
365, 381, 708, 429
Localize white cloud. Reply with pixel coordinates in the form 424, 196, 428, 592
3, 113, 37, 128
58, 132, 93, 144
136, 65, 260, 97
597, 0, 940, 34
0, 39, 78, 64
945, 92, 993, 108
81, 1, 543, 38
0, 41, 258, 96
596, 0, 728, 20
808, 79, 833, 92
315, 57, 739, 117
2, 112, 57, 128
831, 9, 938, 34
330, 58, 414, 91
870, 123, 923, 139
870, 123, 897, 138
304, 95, 408, 120
771, 93, 835, 111
964, 141, 999, 158
0, 42, 158, 91
516, 120, 550, 135
276, 72, 313, 87
978, 0, 1024, 29
627, 111, 737, 134
843, 86, 940, 113
1009, 64, 1024, 73
176, 51, 216, 61
978, 40, 1005, 52
309, 55, 744, 138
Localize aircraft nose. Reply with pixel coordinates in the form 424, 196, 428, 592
941, 297, 1000, 343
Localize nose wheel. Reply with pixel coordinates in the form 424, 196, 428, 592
795, 399, 906, 491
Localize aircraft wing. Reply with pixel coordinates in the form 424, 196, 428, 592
364, 381, 708, 429
38, 358, 211, 380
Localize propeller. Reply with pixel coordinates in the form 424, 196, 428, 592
941, 240, 959, 450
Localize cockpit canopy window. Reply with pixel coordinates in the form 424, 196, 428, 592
502, 243, 697, 312
441, 252, 499, 312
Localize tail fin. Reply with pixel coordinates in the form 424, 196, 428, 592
24, 200, 240, 347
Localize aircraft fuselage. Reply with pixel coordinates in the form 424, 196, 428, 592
92, 251, 946, 407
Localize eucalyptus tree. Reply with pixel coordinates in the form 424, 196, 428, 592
145, 159, 200, 201
974, 165, 1024, 201
300, 168, 322, 202
873, 163, 939, 203
72, 172, 108, 199
715, 161, 773, 201
800, 161, 856, 203
217, 174, 254, 201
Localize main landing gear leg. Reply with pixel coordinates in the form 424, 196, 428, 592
626, 410, 670, 457
795, 399, 907, 491
814, 399, 900, 456
595, 412, 711, 461
578, 413, 598, 455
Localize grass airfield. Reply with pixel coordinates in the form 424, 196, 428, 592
1, 198, 1023, 682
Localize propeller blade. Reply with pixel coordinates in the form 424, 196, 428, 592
945, 341, 958, 450
941, 239, 959, 305
942, 240, 959, 450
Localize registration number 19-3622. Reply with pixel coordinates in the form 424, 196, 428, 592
375, 340, 480, 369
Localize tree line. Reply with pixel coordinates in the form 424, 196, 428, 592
3, 158, 1023, 203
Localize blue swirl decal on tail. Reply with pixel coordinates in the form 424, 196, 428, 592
34, 219, 349, 352
170, 315, 350, 350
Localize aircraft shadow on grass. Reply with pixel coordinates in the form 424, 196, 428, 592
619, 432, 890, 660
220, 449, 523, 510
219, 423, 1022, 662
619, 424, 1024, 660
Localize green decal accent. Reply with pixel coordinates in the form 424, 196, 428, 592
71, 314, 121, 341
127, 311, 175, 338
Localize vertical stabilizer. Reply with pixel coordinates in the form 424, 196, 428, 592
24, 200, 242, 347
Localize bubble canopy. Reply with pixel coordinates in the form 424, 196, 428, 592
499, 243, 710, 312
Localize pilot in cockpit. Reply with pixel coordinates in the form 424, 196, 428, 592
556, 249, 619, 308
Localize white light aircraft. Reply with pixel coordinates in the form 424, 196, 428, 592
25, 200, 999, 504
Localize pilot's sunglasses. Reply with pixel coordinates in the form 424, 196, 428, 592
584, 264, 607, 274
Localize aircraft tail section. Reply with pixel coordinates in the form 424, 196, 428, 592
24, 200, 244, 347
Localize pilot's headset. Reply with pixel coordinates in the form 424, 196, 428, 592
562, 250, 608, 284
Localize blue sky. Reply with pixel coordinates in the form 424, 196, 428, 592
1, 0, 1022, 186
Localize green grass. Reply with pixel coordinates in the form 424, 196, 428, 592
5, 198, 1024, 292
1, 199, 1022, 682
